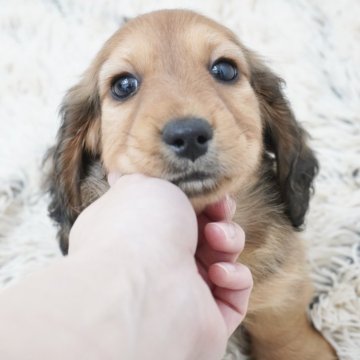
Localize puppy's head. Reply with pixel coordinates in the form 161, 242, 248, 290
49, 10, 317, 253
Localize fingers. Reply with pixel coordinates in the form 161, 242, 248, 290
209, 263, 253, 336
202, 196, 236, 221
209, 263, 251, 291
197, 201, 252, 336
196, 222, 245, 267
196, 194, 237, 250
205, 222, 245, 254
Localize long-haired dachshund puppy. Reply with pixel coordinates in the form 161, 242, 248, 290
47, 9, 337, 360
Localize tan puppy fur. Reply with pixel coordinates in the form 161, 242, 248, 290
47, 10, 337, 359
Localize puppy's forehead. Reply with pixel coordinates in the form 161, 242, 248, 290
100, 10, 247, 78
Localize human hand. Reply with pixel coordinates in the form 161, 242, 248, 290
196, 197, 252, 336
69, 174, 252, 360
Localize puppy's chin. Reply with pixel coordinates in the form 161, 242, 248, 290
182, 178, 236, 214
104, 165, 237, 213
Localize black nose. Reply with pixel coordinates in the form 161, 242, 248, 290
162, 117, 213, 161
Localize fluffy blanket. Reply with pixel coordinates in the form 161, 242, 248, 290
0, 1, 359, 359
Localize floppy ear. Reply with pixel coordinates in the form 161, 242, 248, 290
47, 70, 101, 254
248, 55, 318, 228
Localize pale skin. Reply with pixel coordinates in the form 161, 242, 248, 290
0, 174, 252, 360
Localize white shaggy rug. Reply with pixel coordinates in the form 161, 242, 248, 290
0, 1, 359, 359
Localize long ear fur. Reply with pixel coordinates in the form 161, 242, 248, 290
248, 54, 319, 228
46, 71, 101, 254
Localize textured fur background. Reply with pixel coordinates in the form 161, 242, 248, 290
0, 1, 359, 359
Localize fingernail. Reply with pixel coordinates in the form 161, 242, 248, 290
227, 223, 237, 239
218, 262, 237, 273
107, 172, 121, 186
225, 195, 236, 218
212, 222, 237, 241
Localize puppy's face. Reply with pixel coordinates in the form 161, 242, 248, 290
96, 11, 263, 207
50, 9, 318, 253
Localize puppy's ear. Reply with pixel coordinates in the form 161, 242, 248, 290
47, 70, 101, 254
248, 55, 318, 228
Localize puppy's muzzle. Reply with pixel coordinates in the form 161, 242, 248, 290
162, 117, 219, 197
162, 117, 213, 161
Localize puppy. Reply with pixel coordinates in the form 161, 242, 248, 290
47, 9, 337, 360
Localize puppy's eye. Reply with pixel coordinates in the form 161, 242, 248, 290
111, 74, 139, 100
210, 59, 238, 82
